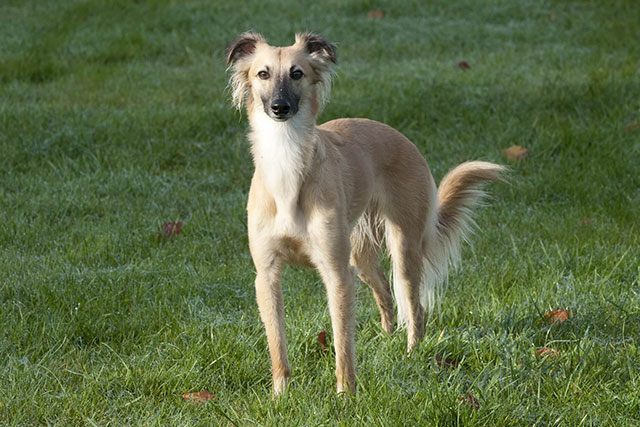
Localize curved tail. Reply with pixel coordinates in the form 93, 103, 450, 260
421, 161, 505, 316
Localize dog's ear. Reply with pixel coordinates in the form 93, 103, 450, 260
296, 32, 337, 64
226, 32, 266, 111
295, 33, 336, 111
226, 32, 265, 65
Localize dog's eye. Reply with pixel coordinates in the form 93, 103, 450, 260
291, 69, 304, 80
257, 71, 270, 80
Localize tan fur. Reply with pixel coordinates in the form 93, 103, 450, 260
226, 32, 504, 394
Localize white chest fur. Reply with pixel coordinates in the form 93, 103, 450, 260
249, 113, 314, 234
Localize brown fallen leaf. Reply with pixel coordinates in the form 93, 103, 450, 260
367, 9, 385, 19
536, 347, 560, 359
543, 308, 572, 324
459, 392, 480, 409
435, 354, 460, 369
624, 122, 639, 132
182, 390, 216, 404
581, 217, 594, 225
458, 61, 471, 70
502, 145, 530, 162
161, 221, 183, 238
317, 330, 327, 355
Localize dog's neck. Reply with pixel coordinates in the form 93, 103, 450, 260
248, 106, 318, 226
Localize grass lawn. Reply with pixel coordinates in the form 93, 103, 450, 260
1, 0, 639, 424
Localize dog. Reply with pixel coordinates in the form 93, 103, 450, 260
226, 32, 504, 394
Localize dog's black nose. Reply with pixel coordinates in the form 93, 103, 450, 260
270, 101, 291, 117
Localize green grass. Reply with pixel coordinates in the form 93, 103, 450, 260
1, 0, 639, 424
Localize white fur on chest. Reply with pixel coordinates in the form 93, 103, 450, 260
250, 113, 313, 234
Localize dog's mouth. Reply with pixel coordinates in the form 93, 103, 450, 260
265, 105, 297, 122
269, 114, 292, 122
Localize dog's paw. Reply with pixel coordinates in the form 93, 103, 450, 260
273, 376, 289, 396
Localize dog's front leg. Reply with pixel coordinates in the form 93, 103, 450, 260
254, 257, 290, 395
324, 267, 356, 393
310, 220, 356, 393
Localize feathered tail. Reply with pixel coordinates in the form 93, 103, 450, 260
419, 161, 505, 318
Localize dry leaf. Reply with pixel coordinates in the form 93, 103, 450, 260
548, 13, 556, 21
161, 221, 183, 238
458, 61, 471, 70
581, 217, 594, 225
624, 122, 639, 132
543, 308, 572, 324
181, 390, 216, 404
317, 330, 327, 355
459, 392, 480, 409
502, 145, 530, 162
435, 354, 460, 369
367, 9, 385, 19
536, 347, 560, 359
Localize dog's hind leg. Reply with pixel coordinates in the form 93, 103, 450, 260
386, 221, 426, 352
351, 243, 394, 334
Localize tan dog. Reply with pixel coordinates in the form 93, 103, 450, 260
226, 32, 504, 394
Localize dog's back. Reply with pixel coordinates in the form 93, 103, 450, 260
318, 117, 503, 334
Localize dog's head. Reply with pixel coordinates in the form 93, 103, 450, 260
226, 32, 336, 121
